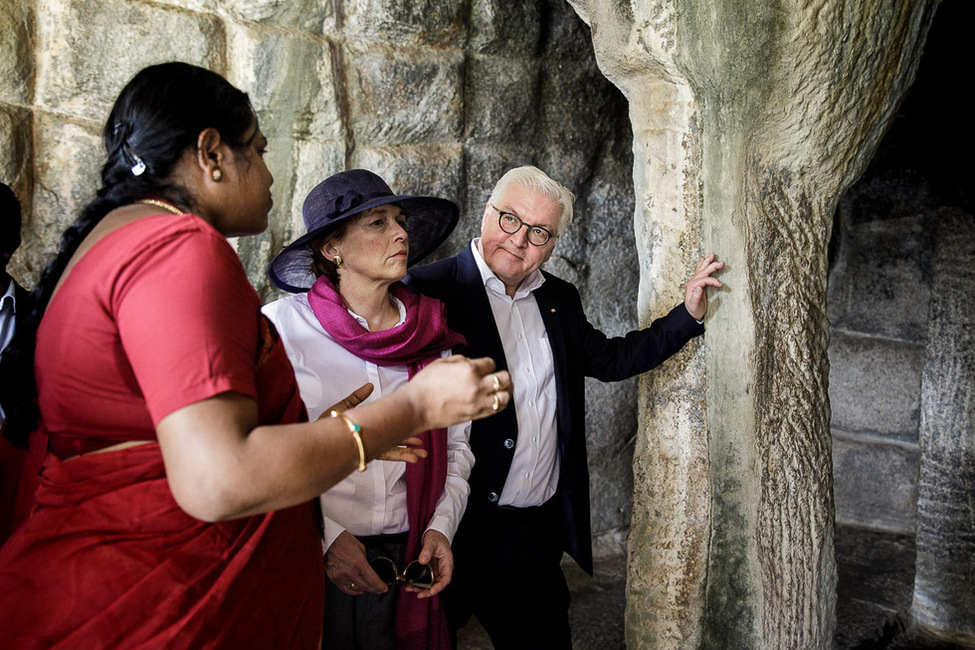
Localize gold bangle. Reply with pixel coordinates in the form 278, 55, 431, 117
330, 410, 366, 472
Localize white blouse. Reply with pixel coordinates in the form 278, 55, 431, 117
263, 292, 473, 551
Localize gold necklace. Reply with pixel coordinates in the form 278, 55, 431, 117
136, 198, 184, 215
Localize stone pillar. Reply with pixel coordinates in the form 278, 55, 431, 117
568, 0, 938, 646
912, 207, 975, 646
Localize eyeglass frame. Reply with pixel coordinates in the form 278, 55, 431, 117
490, 204, 557, 247
368, 554, 435, 590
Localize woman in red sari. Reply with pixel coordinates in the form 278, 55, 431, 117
0, 62, 510, 649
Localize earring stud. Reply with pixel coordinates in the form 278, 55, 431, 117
211, 169, 222, 182
333, 255, 343, 269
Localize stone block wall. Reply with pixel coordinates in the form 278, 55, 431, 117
0, 0, 640, 555
828, 174, 937, 534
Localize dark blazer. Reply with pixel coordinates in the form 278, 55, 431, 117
13, 281, 27, 328
407, 244, 703, 574
0, 279, 29, 429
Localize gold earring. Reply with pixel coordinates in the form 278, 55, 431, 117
333, 255, 343, 269
211, 169, 222, 182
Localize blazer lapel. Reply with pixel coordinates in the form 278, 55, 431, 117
454, 246, 509, 371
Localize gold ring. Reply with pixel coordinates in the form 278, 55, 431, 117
492, 393, 500, 411
492, 374, 501, 393
349, 582, 356, 589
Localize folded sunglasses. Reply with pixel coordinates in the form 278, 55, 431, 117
369, 555, 435, 590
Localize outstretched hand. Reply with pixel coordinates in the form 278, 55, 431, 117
322, 383, 428, 464
684, 253, 724, 321
376, 437, 428, 463
407, 356, 512, 431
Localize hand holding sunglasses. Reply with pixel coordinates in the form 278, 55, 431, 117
383, 530, 454, 599
369, 555, 435, 590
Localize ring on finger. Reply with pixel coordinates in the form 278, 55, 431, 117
349, 581, 356, 589
491, 374, 501, 393
492, 393, 500, 411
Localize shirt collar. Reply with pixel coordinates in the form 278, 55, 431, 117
471, 238, 545, 299
0, 279, 17, 312
347, 294, 407, 332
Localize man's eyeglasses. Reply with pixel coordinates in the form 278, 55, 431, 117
369, 554, 435, 589
491, 205, 556, 246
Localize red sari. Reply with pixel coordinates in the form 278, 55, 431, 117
0, 214, 323, 648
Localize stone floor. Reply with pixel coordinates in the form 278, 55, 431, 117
456, 524, 967, 649
455, 553, 625, 649
833, 524, 915, 649
832, 525, 967, 650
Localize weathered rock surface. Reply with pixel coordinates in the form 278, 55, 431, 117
0, 0, 33, 106
912, 207, 975, 645
827, 199, 934, 536
0, 0, 638, 552
568, 0, 938, 647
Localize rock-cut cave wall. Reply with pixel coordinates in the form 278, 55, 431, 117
0, 0, 642, 556
3, 0, 972, 647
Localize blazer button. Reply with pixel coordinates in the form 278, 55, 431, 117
487, 491, 499, 503
503, 438, 515, 449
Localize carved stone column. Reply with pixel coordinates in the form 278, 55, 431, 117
567, 0, 938, 646
912, 208, 975, 646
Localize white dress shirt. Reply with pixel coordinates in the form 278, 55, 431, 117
0, 279, 19, 424
262, 292, 474, 551
471, 239, 560, 507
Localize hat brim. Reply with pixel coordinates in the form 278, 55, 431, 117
268, 194, 459, 293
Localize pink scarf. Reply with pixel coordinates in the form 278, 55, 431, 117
308, 276, 464, 650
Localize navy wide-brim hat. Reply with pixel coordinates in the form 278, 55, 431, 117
268, 169, 459, 293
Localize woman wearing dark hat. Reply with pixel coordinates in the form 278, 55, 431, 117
264, 169, 470, 650
0, 64, 511, 649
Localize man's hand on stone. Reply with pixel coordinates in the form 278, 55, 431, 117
684, 253, 725, 321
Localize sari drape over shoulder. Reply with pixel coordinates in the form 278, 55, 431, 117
0, 215, 323, 648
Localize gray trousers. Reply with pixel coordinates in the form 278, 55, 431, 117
323, 533, 407, 650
